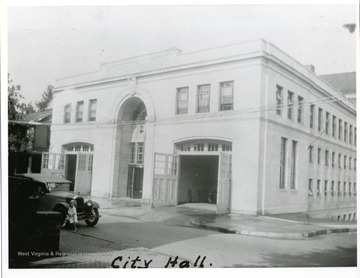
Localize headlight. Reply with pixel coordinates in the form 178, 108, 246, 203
86, 201, 93, 206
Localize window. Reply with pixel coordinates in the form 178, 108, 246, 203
297, 96, 304, 123
338, 119, 342, 140
290, 140, 297, 189
88, 99, 97, 121
332, 152, 335, 167
287, 91, 294, 120
353, 185, 357, 197
331, 181, 335, 196
42, 153, 49, 169
279, 137, 287, 189
318, 108, 323, 131
310, 105, 315, 128
355, 127, 357, 146
78, 154, 86, 171
349, 157, 352, 170
349, 183, 352, 196
197, 84, 211, 113
76, 101, 84, 122
324, 180, 328, 196
222, 144, 232, 152
309, 146, 314, 163
350, 125, 353, 144
308, 179, 313, 196
317, 148, 321, 165
332, 115, 337, 137
64, 104, 71, 123
325, 112, 330, 135
355, 158, 357, 171
276, 85, 283, 115
88, 154, 93, 171
194, 143, 204, 151
344, 122, 348, 142
208, 143, 218, 151
338, 181, 341, 196
137, 143, 144, 164
338, 154, 342, 169
343, 182, 347, 195
325, 150, 329, 166
130, 142, 145, 165
130, 143, 136, 164
317, 180, 321, 196
344, 155, 347, 169
176, 87, 189, 114
220, 81, 234, 111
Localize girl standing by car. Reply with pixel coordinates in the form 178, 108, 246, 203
62, 200, 78, 232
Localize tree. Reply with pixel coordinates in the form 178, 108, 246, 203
8, 74, 31, 152
35, 85, 53, 111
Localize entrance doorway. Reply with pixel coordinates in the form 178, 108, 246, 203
178, 155, 219, 204
127, 166, 144, 199
65, 154, 77, 191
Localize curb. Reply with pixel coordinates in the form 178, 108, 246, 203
189, 219, 357, 239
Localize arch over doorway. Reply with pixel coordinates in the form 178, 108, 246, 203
112, 96, 148, 198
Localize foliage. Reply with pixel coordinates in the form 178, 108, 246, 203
8, 74, 31, 152
35, 85, 53, 111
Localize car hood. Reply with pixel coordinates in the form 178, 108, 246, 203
49, 191, 78, 199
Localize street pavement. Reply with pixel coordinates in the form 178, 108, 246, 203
18, 196, 357, 268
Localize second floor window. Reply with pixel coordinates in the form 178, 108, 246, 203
297, 96, 304, 123
325, 112, 330, 135
64, 104, 71, 123
339, 119, 342, 140
287, 91, 294, 120
344, 122, 348, 142
310, 105, 315, 128
176, 87, 189, 114
197, 84, 210, 113
88, 99, 97, 121
76, 101, 84, 122
220, 81, 234, 111
332, 115, 337, 137
276, 85, 283, 115
318, 108, 323, 132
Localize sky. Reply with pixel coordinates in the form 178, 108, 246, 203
6, 4, 357, 104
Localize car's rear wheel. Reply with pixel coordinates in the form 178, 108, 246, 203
85, 208, 99, 227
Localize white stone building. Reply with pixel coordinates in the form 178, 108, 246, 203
43, 39, 356, 218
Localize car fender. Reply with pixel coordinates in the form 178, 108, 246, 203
92, 201, 100, 209
53, 202, 69, 212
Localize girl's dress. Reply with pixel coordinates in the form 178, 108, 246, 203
67, 206, 78, 223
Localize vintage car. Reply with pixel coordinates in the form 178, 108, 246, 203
15, 173, 100, 227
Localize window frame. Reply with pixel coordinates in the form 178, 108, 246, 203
64, 104, 72, 123
197, 84, 211, 113
176, 87, 189, 115
76, 101, 84, 122
88, 99, 97, 121
219, 81, 234, 111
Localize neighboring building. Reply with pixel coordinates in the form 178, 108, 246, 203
24, 109, 52, 173
320, 72, 356, 103
44, 39, 356, 218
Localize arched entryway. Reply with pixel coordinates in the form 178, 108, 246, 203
114, 97, 147, 198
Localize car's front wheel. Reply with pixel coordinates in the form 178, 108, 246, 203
54, 206, 67, 227
85, 208, 99, 227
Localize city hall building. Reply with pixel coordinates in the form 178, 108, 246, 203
43, 39, 356, 218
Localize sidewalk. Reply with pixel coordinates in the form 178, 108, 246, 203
20, 196, 356, 268
90, 196, 357, 240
